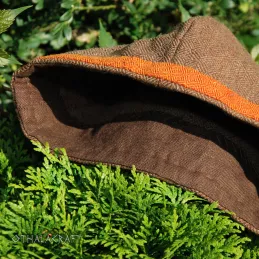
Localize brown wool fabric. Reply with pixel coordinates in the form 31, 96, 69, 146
11, 16, 259, 234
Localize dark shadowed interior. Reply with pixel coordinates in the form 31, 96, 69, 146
30, 65, 259, 185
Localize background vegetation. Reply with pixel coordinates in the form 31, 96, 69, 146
0, 0, 259, 258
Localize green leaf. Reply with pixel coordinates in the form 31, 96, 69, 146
7, 55, 22, 66
237, 34, 259, 50
178, 0, 191, 22
98, 20, 117, 48
61, 0, 75, 9
64, 25, 72, 41
51, 32, 66, 50
252, 29, 259, 37
123, 0, 137, 14
0, 48, 9, 59
36, 0, 44, 11
239, 2, 250, 13
251, 44, 259, 62
0, 57, 10, 67
0, 6, 32, 34
16, 17, 24, 27
0, 48, 10, 67
52, 23, 65, 35
32, 0, 44, 10
2, 34, 13, 42
60, 10, 73, 22
221, 0, 235, 9
189, 5, 202, 15
8, 6, 32, 17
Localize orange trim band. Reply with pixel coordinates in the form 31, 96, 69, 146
37, 54, 259, 122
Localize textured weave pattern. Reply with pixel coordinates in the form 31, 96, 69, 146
11, 16, 259, 235
68, 16, 259, 104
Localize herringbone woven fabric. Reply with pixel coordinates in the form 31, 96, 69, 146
11, 16, 259, 234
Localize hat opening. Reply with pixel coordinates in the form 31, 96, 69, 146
25, 65, 259, 181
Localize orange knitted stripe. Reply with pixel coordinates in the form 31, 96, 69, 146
37, 54, 259, 122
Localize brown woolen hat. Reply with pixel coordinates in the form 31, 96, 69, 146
11, 16, 259, 234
